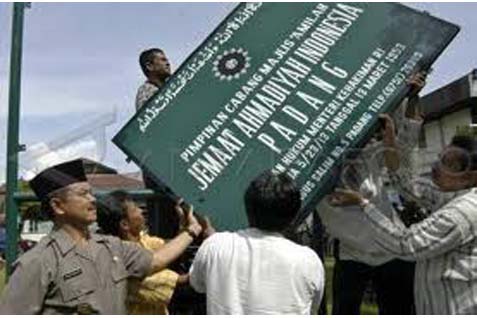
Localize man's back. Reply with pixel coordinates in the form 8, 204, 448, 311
189, 228, 324, 314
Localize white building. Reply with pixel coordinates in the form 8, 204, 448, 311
416, 69, 477, 176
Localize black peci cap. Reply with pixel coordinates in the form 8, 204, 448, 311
29, 159, 88, 202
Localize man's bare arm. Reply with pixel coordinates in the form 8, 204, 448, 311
148, 201, 202, 273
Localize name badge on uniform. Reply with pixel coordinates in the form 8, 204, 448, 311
63, 268, 83, 280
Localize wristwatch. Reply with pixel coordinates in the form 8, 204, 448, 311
184, 227, 199, 239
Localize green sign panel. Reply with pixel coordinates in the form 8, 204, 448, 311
113, 3, 459, 230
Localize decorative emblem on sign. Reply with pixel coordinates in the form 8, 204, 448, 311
213, 48, 251, 81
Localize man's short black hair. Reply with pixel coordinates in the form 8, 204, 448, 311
96, 190, 132, 236
139, 48, 164, 77
244, 170, 301, 232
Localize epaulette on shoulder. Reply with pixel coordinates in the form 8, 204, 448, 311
92, 232, 121, 246
14, 237, 53, 267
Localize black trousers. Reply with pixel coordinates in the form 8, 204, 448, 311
332, 258, 416, 315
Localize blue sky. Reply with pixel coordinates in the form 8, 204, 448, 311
1, 2, 477, 183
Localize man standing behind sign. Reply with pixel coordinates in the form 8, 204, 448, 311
135, 48, 178, 238
189, 171, 324, 314
136, 48, 171, 110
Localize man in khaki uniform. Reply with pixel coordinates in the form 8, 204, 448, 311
0, 159, 202, 314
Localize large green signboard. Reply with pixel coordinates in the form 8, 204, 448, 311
114, 3, 459, 230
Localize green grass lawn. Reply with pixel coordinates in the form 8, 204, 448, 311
324, 257, 378, 315
0, 267, 5, 295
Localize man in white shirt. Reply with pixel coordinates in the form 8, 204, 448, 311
318, 72, 426, 314
189, 171, 325, 314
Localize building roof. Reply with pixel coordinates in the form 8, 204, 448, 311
122, 171, 143, 182
0, 160, 143, 198
86, 173, 144, 190
420, 69, 477, 122
82, 158, 117, 175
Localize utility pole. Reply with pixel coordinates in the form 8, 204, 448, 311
5, 2, 28, 277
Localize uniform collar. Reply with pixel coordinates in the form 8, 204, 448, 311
244, 227, 285, 238
50, 228, 109, 255
50, 228, 76, 255
146, 79, 161, 88
90, 233, 109, 244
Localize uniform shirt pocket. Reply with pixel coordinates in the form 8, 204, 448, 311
59, 266, 96, 303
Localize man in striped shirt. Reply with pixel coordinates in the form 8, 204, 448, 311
329, 134, 477, 314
